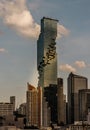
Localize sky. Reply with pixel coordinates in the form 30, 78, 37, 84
0, 0, 90, 106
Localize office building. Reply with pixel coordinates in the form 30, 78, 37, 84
37, 17, 58, 88
79, 89, 90, 121
26, 83, 38, 126
67, 72, 88, 124
18, 103, 26, 116
43, 97, 51, 127
10, 96, 15, 111
0, 103, 14, 117
37, 17, 58, 126
0, 96, 15, 117
44, 84, 57, 124
37, 86, 42, 128
57, 78, 66, 124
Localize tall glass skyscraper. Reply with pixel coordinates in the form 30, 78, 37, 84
37, 17, 58, 125
37, 17, 58, 88
67, 72, 88, 124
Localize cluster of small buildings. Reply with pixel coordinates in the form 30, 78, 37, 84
0, 17, 90, 130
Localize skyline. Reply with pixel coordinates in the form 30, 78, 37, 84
0, 0, 90, 105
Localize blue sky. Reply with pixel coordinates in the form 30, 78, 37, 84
0, 0, 90, 105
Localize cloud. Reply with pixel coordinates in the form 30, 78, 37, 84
0, 48, 7, 53
0, 0, 40, 39
59, 64, 76, 72
0, 0, 69, 39
59, 61, 89, 73
57, 24, 69, 39
75, 61, 86, 68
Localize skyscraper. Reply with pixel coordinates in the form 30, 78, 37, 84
57, 78, 66, 124
67, 72, 88, 124
37, 86, 42, 128
44, 84, 57, 124
79, 89, 90, 121
37, 17, 58, 88
26, 83, 38, 126
10, 96, 15, 111
37, 17, 58, 125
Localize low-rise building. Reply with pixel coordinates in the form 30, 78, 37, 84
0, 103, 14, 117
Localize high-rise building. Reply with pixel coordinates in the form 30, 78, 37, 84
79, 89, 90, 121
10, 96, 15, 111
37, 86, 42, 128
37, 17, 58, 126
26, 83, 38, 127
57, 78, 66, 125
43, 97, 51, 127
67, 72, 88, 124
26, 83, 43, 128
44, 84, 57, 124
37, 17, 58, 88
18, 103, 26, 116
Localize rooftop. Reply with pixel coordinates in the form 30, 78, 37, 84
42, 17, 58, 22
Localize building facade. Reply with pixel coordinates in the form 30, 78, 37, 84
79, 89, 90, 121
44, 84, 57, 124
37, 17, 58, 126
0, 96, 15, 117
18, 103, 26, 116
43, 97, 51, 127
67, 72, 88, 124
0, 103, 14, 117
37, 86, 42, 128
26, 83, 38, 127
10, 96, 15, 111
37, 17, 58, 88
57, 78, 66, 125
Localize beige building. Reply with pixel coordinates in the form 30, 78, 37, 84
26, 83, 38, 127
0, 102, 14, 117
0, 96, 15, 117
26, 84, 43, 128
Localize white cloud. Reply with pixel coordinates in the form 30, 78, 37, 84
0, 0, 69, 39
0, 48, 7, 53
59, 64, 76, 72
57, 24, 69, 39
28, 66, 38, 87
75, 61, 86, 68
0, 0, 40, 39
